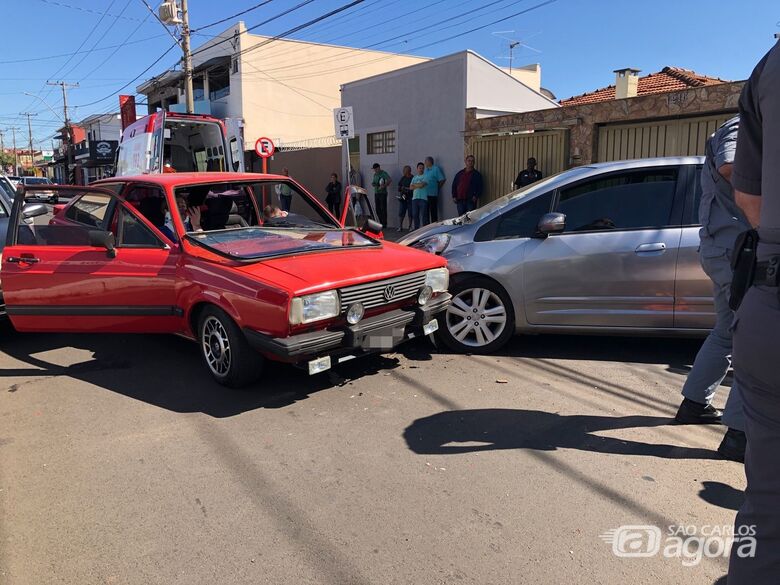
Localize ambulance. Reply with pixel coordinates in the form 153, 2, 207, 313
115, 111, 244, 176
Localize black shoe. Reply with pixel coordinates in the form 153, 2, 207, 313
675, 398, 723, 424
718, 429, 746, 463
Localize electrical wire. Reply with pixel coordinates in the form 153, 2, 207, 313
265, 0, 558, 82
189, 0, 317, 58
36, 0, 146, 21
0, 34, 169, 65
254, 0, 522, 76
193, 0, 275, 32
72, 42, 179, 109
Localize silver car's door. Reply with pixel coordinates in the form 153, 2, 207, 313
673, 164, 715, 329
523, 166, 684, 328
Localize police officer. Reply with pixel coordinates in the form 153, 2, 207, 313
514, 157, 543, 189
674, 117, 747, 462
728, 43, 780, 583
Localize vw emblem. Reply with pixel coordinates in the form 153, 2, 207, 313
383, 285, 397, 301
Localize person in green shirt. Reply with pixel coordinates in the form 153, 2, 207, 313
371, 163, 392, 226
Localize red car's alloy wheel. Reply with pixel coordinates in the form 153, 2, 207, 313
202, 315, 232, 376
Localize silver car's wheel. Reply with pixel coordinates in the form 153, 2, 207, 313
436, 277, 515, 354
447, 288, 507, 347
202, 315, 232, 376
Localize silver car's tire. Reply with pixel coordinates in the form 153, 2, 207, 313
436, 277, 515, 354
198, 306, 263, 388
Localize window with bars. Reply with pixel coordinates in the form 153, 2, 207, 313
367, 130, 396, 155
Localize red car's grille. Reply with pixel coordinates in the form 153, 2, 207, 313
339, 271, 427, 313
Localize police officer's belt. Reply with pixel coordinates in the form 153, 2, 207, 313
753, 256, 780, 287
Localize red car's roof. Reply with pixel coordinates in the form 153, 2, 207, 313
94, 172, 289, 187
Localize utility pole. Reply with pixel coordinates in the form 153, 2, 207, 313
20, 112, 37, 175
180, 0, 194, 113
47, 81, 79, 184
10, 127, 20, 176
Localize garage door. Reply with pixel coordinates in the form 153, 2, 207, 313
597, 113, 735, 162
470, 130, 567, 204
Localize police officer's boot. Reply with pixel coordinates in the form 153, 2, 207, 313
717, 428, 746, 463
674, 398, 723, 424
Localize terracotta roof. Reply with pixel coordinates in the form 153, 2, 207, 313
559, 67, 729, 106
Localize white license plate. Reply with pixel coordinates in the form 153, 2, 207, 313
423, 319, 439, 335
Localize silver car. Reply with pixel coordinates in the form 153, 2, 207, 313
399, 157, 713, 353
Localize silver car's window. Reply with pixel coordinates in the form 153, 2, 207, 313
494, 192, 553, 239
557, 169, 678, 232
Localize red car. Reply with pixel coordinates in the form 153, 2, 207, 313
2, 173, 451, 387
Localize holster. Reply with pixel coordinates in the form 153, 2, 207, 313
729, 229, 759, 311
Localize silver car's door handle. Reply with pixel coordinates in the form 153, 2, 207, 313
635, 243, 666, 254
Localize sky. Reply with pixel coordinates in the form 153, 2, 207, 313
1, 0, 778, 149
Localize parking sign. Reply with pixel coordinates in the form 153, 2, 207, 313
255, 137, 275, 158
333, 107, 354, 139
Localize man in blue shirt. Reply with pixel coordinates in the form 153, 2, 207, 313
424, 156, 445, 223
674, 117, 747, 463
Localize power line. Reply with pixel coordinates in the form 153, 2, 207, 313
72, 43, 179, 109
61, 0, 136, 80
0, 34, 168, 65
257, 0, 521, 76
76, 2, 158, 83
190, 0, 317, 58
36, 0, 147, 21
193, 0, 275, 32
269, 0, 558, 82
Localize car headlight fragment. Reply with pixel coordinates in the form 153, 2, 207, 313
412, 233, 451, 255
424, 267, 449, 294
289, 290, 340, 325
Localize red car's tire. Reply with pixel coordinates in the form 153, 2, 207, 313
198, 305, 263, 388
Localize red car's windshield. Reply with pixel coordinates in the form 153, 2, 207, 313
186, 227, 378, 261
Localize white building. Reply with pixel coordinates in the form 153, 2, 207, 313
340, 51, 559, 226
73, 112, 122, 183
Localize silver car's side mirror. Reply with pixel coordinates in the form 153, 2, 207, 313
535, 212, 566, 238
22, 202, 48, 219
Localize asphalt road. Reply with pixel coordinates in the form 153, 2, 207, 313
0, 327, 743, 585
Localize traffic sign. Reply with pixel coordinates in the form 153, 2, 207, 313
255, 137, 275, 158
333, 107, 354, 139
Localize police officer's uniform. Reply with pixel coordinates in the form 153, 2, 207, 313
514, 168, 543, 188
728, 43, 780, 583
679, 117, 746, 435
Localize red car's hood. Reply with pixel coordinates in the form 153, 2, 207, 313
231, 240, 446, 294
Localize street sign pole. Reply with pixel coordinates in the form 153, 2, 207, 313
333, 106, 355, 187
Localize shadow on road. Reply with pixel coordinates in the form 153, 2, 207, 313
404, 408, 719, 460
699, 481, 745, 511
0, 329, 400, 417
495, 333, 703, 370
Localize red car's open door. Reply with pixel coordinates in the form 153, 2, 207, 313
2, 185, 181, 333
339, 185, 383, 238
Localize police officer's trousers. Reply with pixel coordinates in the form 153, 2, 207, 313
728, 286, 780, 583
681, 245, 744, 430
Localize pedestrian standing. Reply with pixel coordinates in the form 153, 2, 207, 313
410, 162, 428, 230
275, 167, 293, 212
325, 172, 342, 216
424, 156, 445, 223
349, 165, 363, 188
371, 163, 391, 226
674, 117, 747, 462
397, 165, 414, 231
514, 157, 543, 189
451, 154, 483, 216
727, 43, 780, 584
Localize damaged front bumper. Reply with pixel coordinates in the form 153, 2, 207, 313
243, 293, 451, 374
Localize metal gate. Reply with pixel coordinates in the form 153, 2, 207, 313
470, 130, 567, 204
597, 113, 734, 162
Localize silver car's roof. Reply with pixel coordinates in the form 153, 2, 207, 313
581, 156, 704, 172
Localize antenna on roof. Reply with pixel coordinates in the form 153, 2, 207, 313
491, 30, 542, 75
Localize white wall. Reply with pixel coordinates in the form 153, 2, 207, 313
466, 54, 558, 112
342, 54, 469, 227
